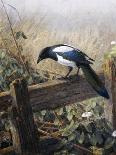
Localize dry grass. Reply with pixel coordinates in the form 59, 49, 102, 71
0, 6, 116, 77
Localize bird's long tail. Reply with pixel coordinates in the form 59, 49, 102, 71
81, 65, 110, 99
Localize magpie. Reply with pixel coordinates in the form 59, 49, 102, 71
37, 44, 109, 99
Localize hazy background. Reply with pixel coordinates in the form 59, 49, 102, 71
0, 0, 116, 75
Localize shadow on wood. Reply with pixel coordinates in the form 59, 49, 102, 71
0, 73, 104, 112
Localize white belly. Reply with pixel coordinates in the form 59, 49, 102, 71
57, 54, 77, 68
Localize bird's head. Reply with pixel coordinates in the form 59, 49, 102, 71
37, 47, 50, 64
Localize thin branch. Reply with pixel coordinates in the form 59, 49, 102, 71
1, 0, 30, 74
1, 0, 19, 52
73, 144, 92, 154
38, 128, 92, 154
6, 3, 22, 21
0, 32, 25, 66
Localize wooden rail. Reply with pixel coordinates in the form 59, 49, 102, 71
0, 74, 103, 112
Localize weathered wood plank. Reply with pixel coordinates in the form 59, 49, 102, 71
29, 75, 100, 111
0, 74, 104, 112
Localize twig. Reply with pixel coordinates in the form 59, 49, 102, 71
1, 0, 30, 74
35, 120, 57, 126
1, 0, 19, 52
38, 128, 62, 139
38, 128, 51, 136
5, 70, 17, 81
0, 33, 27, 66
40, 126, 59, 132
38, 128, 92, 154
0, 31, 10, 52
6, 3, 22, 21
73, 144, 92, 154
53, 111, 64, 125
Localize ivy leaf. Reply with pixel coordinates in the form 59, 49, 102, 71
78, 132, 85, 144
68, 133, 76, 142
41, 110, 46, 116
15, 31, 22, 39
54, 118, 60, 126
1, 52, 6, 59
95, 132, 103, 145
43, 111, 55, 122
90, 134, 97, 146
85, 123, 93, 133
15, 31, 27, 39
90, 146, 104, 155
22, 32, 27, 39
86, 101, 96, 111
104, 137, 115, 149
67, 112, 73, 121
62, 120, 77, 136
66, 106, 72, 113
93, 103, 104, 116
55, 108, 63, 115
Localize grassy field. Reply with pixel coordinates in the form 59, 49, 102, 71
1, 0, 116, 77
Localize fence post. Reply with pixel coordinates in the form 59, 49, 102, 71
10, 79, 40, 154
104, 47, 116, 129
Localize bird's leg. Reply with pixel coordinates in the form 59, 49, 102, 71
77, 67, 80, 76
77, 67, 80, 80
64, 67, 73, 78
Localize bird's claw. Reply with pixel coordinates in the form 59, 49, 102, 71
77, 75, 80, 81
57, 76, 71, 81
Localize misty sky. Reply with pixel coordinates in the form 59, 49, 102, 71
1, 0, 116, 31
3, 0, 116, 14
2, 0, 116, 19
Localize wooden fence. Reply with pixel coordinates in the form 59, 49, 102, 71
0, 74, 102, 112
0, 55, 115, 155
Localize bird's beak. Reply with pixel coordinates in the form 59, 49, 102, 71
37, 58, 41, 64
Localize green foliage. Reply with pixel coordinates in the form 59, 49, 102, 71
35, 100, 116, 155
15, 31, 27, 39
0, 49, 47, 91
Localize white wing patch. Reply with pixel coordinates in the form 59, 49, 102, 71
57, 54, 76, 68
53, 46, 73, 53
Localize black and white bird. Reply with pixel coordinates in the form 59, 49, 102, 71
37, 44, 109, 99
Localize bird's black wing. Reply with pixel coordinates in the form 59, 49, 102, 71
52, 45, 94, 65
63, 44, 95, 62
